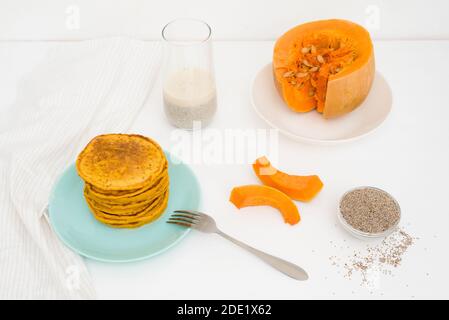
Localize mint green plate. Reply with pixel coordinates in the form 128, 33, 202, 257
48, 152, 200, 262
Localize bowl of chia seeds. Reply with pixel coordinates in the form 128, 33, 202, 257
338, 186, 401, 239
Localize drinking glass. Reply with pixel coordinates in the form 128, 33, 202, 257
161, 19, 217, 130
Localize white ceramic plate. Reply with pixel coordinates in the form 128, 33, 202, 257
251, 63, 393, 145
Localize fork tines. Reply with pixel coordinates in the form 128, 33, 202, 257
166, 210, 201, 227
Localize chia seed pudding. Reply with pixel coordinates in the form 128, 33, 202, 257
163, 68, 217, 130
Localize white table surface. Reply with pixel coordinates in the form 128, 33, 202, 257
1, 40, 449, 299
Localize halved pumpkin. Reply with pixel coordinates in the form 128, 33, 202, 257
253, 156, 323, 202
230, 185, 300, 225
273, 19, 375, 118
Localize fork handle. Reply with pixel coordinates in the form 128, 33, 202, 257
216, 230, 308, 281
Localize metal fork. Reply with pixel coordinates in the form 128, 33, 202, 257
167, 210, 309, 281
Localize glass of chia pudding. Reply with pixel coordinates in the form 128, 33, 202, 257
162, 18, 217, 130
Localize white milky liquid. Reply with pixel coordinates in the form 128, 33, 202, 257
163, 68, 217, 129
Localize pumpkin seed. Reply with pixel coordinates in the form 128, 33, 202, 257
283, 71, 295, 78
317, 55, 325, 64
291, 80, 297, 85
309, 89, 316, 97
295, 72, 308, 78
309, 66, 319, 73
296, 82, 304, 90
301, 47, 311, 54
302, 60, 313, 68
311, 45, 317, 54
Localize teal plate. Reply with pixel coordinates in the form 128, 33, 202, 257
48, 152, 200, 262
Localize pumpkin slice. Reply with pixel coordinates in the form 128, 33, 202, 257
253, 156, 323, 202
273, 19, 375, 118
230, 185, 300, 225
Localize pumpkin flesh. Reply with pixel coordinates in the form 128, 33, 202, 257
273, 19, 375, 118
230, 185, 301, 225
253, 156, 323, 202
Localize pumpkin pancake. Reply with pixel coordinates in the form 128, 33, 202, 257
85, 170, 169, 204
89, 190, 168, 221
87, 161, 168, 197
77, 134, 170, 228
85, 192, 156, 215
76, 134, 166, 191
84, 180, 168, 215
86, 190, 166, 220
87, 191, 169, 228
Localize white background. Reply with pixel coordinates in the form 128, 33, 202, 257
1, 0, 449, 40
1, 0, 449, 300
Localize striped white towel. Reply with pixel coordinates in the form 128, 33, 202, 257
0, 37, 161, 299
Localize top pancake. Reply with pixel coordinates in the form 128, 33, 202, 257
76, 134, 167, 191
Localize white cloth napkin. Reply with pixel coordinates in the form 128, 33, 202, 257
0, 37, 162, 299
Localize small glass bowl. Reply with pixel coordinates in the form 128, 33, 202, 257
337, 186, 401, 240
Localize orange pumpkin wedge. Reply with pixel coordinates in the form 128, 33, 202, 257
273, 19, 375, 118
230, 185, 300, 225
253, 156, 323, 202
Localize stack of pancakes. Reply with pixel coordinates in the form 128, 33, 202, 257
76, 134, 169, 228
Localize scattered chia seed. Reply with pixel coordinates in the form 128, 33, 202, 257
340, 187, 401, 234
330, 228, 416, 287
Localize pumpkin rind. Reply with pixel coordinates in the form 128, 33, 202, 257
323, 53, 375, 118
